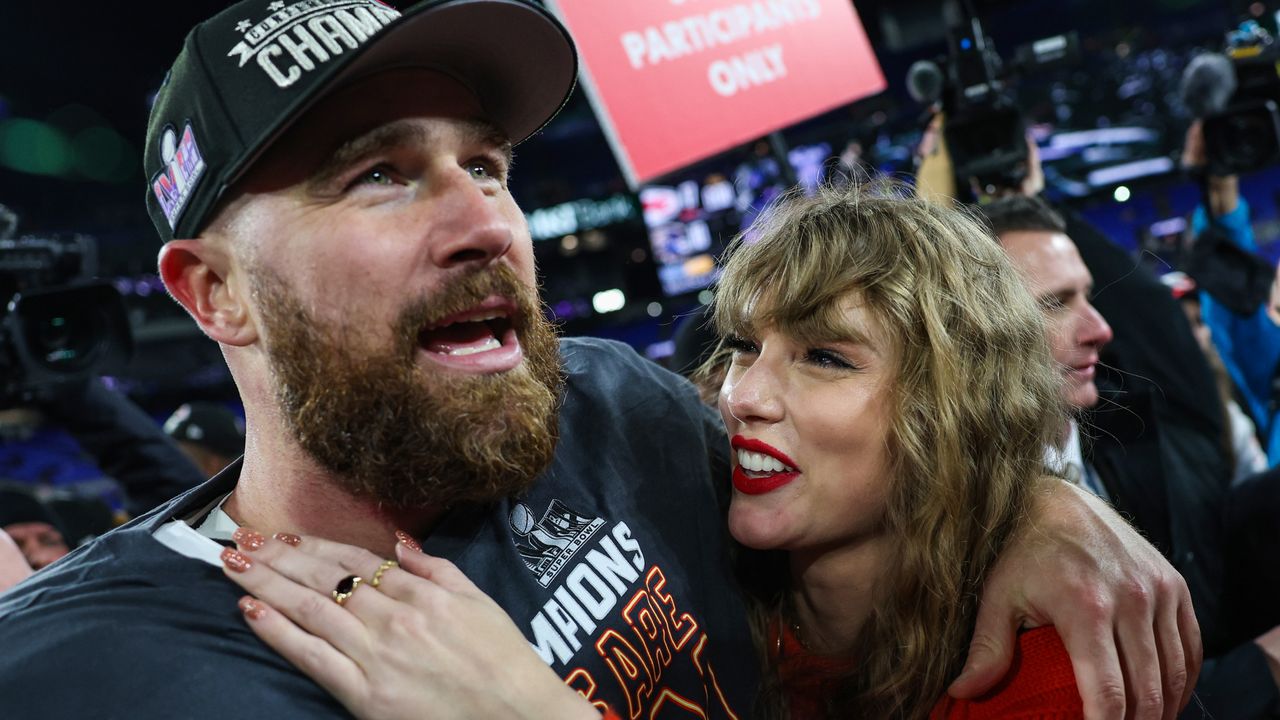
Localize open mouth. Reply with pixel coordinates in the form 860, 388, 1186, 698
736, 448, 797, 475
420, 313, 513, 356
415, 298, 524, 372
731, 436, 801, 495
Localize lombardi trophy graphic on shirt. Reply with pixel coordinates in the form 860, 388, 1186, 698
510, 500, 605, 588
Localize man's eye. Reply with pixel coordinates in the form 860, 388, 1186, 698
1039, 296, 1068, 312
468, 162, 498, 181
354, 166, 398, 187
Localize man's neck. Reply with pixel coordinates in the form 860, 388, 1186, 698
1057, 418, 1076, 448
223, 432, 445, 557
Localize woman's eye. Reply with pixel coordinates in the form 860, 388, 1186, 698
467, 163, 491, 180
806, 349, 855, 371
722, 335, 759, 355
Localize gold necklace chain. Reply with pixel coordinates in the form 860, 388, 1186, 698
777, 602, 812, 655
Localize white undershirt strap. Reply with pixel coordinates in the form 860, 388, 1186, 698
152, 492, 241, 568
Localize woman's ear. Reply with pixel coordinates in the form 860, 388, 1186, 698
158, 239, 257, 347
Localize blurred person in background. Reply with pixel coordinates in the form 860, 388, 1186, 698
0, 484, 71, 570
986, 194, 1280, 719
1164, 271, 1268, 485
36, 377, 206, 517
0, 376, 205, 585
0, 482, 123, 571
0, 529, 32, 593
164, 402, 245, 478
670, 304, 723, 405
1183, 119, 1280, 466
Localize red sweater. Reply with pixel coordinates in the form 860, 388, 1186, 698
774, 625, 1084, 719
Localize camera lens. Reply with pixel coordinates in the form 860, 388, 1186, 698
23, 302, 103, 372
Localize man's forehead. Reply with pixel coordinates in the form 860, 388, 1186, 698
1002, 230, 1088, 284
324, 116, 509, 161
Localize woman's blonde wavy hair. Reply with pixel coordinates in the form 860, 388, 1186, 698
708, 182, 1065, 718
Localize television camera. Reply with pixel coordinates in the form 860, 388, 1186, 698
1181, 20, 1280, 176
0, 206, 132, 407
906, 4, 1078, 196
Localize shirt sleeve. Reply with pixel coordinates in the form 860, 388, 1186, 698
930, 627, 1084, 719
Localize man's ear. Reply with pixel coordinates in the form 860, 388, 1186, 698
158, 239, 257, 347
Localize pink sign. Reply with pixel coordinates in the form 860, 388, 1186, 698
545, 0, 887, 185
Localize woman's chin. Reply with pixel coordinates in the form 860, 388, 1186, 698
727, 505, 795, 551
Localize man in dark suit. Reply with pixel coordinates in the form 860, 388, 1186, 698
986, 195, 1280, 719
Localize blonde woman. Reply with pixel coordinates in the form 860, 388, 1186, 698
715, 184, 1077, 717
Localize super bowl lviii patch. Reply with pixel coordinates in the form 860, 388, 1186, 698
151, 124, 207, 230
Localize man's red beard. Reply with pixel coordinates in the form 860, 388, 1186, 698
250, 265, 564, 509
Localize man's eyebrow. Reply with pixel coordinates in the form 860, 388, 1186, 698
309, 122, 429, 188
307, 118, 513, 188
1039, 286, 1077, 305
460, 118, 514, 164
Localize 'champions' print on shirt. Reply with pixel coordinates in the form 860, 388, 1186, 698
513, 501, 740, 719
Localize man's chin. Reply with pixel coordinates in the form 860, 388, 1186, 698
1067, 384, 1100, 413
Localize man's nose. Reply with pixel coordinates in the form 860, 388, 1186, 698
426, 171, 515, 270
1079, 301, 1113, 348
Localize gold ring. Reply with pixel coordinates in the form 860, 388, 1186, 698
331, 575, 363, 606
371, 560, 398, 589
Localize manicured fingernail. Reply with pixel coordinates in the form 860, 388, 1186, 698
221, 547, 253, 572
395, 530, 421, 553
239, 596, 266, 620
232, 528, 266, 551
273, 532, 302, 547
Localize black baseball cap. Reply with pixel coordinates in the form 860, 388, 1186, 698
164, 402, 247, 459
144, 0, 578, 243
0, 484, 63, 534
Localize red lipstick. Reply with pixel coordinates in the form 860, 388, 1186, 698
730, 435, 801, 496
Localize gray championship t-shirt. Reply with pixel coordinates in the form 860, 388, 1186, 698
0, 338, 756, 718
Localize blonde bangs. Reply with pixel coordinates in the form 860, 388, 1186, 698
712, 187, 900, 347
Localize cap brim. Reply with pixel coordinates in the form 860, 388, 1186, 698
225, 0, 576, 191
333, 0, 578, 144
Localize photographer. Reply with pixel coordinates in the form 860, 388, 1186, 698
1183, 118, 1280, 466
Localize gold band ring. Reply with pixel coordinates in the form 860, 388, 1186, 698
371, 559, 398, 589
332, 575, 363, 606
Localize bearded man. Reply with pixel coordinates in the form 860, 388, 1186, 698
0, 1, 1201, 718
